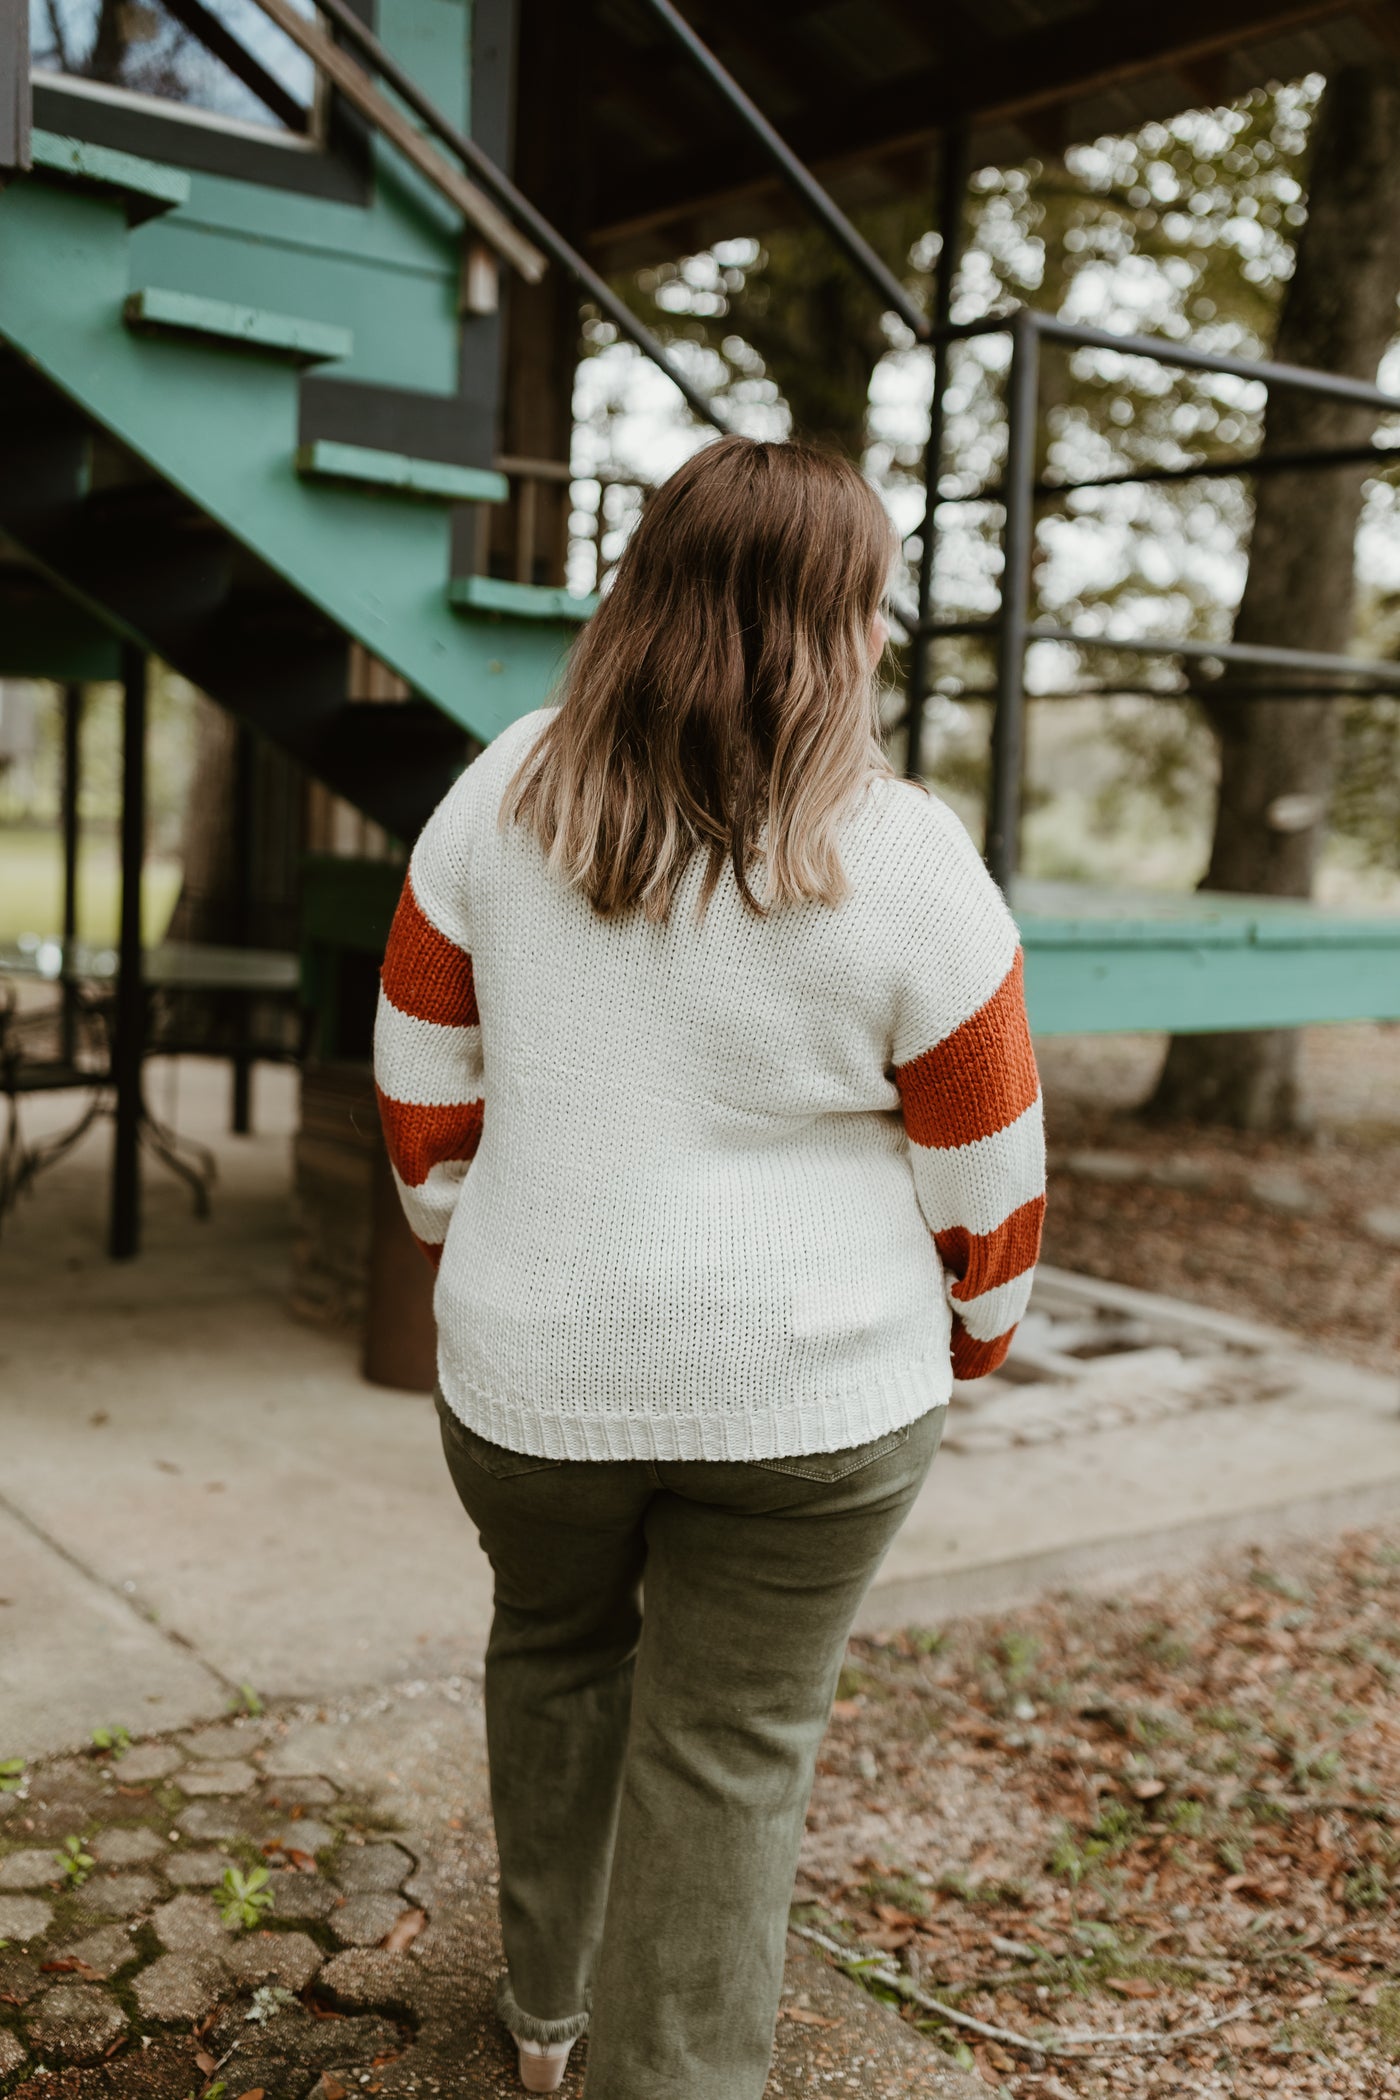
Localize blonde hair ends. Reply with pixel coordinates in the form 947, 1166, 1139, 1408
504, 434, 896, 920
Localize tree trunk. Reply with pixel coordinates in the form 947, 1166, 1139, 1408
1149, 63, 1400, 1130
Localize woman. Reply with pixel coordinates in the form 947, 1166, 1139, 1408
373, 435, 1044, 2098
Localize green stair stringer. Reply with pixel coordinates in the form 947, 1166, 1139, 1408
0, 179, 577, 750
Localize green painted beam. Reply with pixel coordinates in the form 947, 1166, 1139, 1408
124, 287, 353, 365
29, 131, 190, 224
450, 575, 598, 622
1015, 881, 1400, 1035
295, 441, 508, 504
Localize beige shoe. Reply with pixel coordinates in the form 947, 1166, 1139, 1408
513, 2034, 577, 2093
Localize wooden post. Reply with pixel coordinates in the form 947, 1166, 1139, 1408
0, 0, 32, 175
109, 648, 146, 1261
492, 0, 590, 590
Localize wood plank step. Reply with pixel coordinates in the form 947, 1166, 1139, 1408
296, 441, 508, 505
123, 288, 352, 365
449, 575, 597, 622
30, 131, 190, 224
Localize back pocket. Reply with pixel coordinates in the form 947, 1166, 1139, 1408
755, 1423, 911, 1484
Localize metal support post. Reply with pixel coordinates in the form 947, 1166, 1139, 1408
109, 647, 146, 1260
906, 121, 970, 781
59, 683, 82, 1064
986, 310, 1040, 892
230, 721, 255, 1135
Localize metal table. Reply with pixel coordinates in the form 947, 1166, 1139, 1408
0, 937, 301, 1247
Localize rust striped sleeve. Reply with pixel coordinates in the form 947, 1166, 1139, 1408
894, 946, 1045, 1378
373, 863, 484, 1269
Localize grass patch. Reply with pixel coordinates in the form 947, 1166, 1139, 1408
0, 827, 180, 945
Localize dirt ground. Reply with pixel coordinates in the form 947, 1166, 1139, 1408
799, 1035, 1400, 2093
797, 1522, 1400, 2097
1037, 1024, 1400, 1373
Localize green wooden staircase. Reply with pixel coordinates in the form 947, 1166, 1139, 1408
0, 131, 587, 840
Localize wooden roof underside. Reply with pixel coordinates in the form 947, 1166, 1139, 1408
585, 0, 1399, 268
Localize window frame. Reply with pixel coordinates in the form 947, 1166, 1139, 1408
29, 0, 373, 202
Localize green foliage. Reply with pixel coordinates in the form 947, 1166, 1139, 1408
57, 1834, 95, 1887
1048, 1800, 1145, 1885
245, 1982, 296, 2023
906, 1626, 947, 1657
592, 72, 1400, 876
91, 1723, 132, 1757
215, 1863, 273, 1930
1342, 1862, 1391, 1911
998, 1631, 1041, 1685
0, 1758, 25, 1793
228, 1682, 264, 1717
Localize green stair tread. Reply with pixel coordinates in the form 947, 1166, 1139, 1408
29, 131, 190, 222
124, 288, 352, 365
450, 574, 597, 622
296, 441, 508, 504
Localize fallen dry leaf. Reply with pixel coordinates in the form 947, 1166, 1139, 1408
380, 1906, 427, 1953
194, 2048, 218, 2073
782, 2007, 840, 2028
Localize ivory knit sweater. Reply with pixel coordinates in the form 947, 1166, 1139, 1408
374, 708, 1045, 1461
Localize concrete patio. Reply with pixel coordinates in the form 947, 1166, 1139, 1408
2, 1056, 1397, 1763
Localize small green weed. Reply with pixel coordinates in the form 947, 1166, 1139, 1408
1198, 1705, 1253, 1734
1217, 1835, 1248, 1876
228, 1682, 264, 1717
56, 1834, 95, 1888
1139, 1621, 1194, 1667
1342, 1862, 1391, 1912
856, 1869, 929, 1917
245, 1982, 296, 2023
1250, 1567, 1310, 1604
1048, 1801, 1143, 1887
835, 1665, 875, 1702
91, 1723, 132, 1758
998, 1632, 1040, 1685
215, 1863, 274, 1930
0, 1758, 25, 1794
1369, 1982, 1400, 2057
906, 1627, 946, 1657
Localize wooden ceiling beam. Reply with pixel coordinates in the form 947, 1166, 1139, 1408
588, 0, 1352, 251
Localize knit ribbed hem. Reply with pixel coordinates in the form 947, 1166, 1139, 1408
436, 1356, 951, 1464
496, 1974, 591, 2045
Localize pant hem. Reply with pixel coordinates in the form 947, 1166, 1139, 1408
496, 1974, 592, 2045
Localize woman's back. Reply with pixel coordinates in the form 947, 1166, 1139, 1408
376, 706, 1039, 1460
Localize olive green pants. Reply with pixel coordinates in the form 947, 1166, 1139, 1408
436, 1394, 945, 2100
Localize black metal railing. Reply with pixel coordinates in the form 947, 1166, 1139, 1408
920, 308, 1400, 884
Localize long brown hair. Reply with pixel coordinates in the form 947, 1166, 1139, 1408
503, 434, 896, 920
